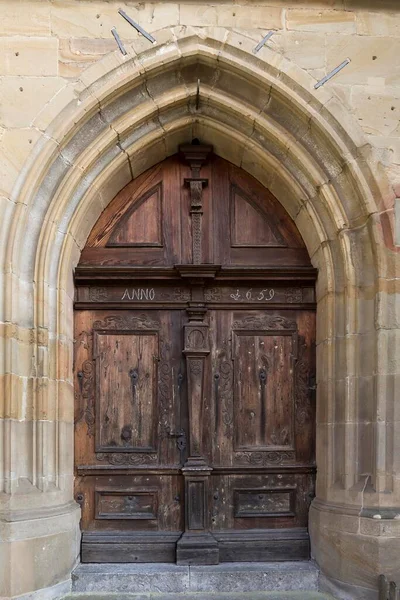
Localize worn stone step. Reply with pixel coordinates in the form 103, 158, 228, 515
71, 562, 321, 595
64, 593, 335, 600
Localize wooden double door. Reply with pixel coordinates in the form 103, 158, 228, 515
74, 145, 316, 564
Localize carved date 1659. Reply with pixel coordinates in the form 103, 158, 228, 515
230, 288, 275, 301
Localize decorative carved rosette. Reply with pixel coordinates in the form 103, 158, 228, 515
285, 288, 303, 303
204, 287, 221, 301
89, 287, 108, 302
160, 288, 191, 302
189, 359, 203, 376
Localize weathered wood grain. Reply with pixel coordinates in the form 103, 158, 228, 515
74, 150, 316, 564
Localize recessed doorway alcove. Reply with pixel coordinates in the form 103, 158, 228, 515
74, 145, 317, 564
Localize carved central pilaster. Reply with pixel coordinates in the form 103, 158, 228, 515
185, 178, 208, 264
183, 319, 210, 464
178, 307, 218, 563
180, 142, 212, 265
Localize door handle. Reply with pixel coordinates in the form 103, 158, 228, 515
167, 428, 187, 450
166, 427, 187, 464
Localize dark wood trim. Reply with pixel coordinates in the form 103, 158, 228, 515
179, 143, 213, 166
81, 531, 182, 563
230, 183, 287, 249
175, 264, 220, 280
74, 265, 318, 284
216, 267, 318, 281
74, 302, 317, 311
81, 528, 310, 563
214, 528, 310, 562
77, 466, 183, 475
74, 266, 179, 283
106, 182, 164, 248
76, 465, 316, 476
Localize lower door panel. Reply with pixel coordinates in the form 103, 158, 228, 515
81, 531, 182, 563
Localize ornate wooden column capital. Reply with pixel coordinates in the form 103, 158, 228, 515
180, 142, 212, 265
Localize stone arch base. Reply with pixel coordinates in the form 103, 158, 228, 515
0, 27, 399, 600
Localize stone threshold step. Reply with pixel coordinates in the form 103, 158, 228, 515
64, 594, 335, 600
72, 562, 320, 595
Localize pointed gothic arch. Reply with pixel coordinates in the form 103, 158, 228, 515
1, 27, 398, 599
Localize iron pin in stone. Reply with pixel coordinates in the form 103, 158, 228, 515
253, 31, 274, 54
111, 27, 127, 55
118, 8, 156, 44
314, 58, 351, 89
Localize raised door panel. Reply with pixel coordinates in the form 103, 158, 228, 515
230, 185, 286, 248
210, 310, 310, 467
75, 310, 185, 467
94, 330, 158, 452
107, 183, 163, 247
233, 329, 295, 451
210, 472, 313, 530
211, 156, 311, 267
80, 158, 183, 266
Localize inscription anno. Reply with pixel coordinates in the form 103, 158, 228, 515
122, 288, 156, 301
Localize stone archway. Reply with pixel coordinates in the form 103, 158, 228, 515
0, 27, 398, 600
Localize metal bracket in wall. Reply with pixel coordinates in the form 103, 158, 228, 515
253, 31, 274, 54
314, 58, 351, 89
111, 27, 127, 55
118, 8, 156, 44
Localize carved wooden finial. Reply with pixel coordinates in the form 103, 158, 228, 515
180, 141, 213, 264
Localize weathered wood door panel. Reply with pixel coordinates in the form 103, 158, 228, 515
94, 330, 158, 452
74, 146, 316, 564
74, 309, 187, 561
206, 308, 315, 560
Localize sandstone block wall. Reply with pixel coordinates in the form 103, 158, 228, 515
0, 2, 399, 600
0, 1, 399, 201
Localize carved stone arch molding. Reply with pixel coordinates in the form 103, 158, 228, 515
0, 27, 398, 600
